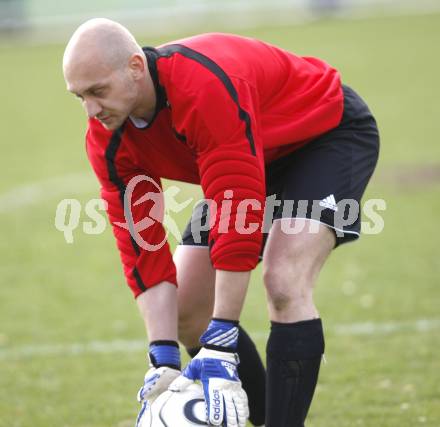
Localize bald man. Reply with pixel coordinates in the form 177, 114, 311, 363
63, 19, 379, 427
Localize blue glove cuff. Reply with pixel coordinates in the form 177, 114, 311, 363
149, 340, 181, 369
200, 318, 239, 351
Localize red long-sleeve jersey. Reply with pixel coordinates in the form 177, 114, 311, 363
86, 33, 343, 297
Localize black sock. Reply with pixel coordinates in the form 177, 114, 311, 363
186, 346, 200, 359
266, 318, 325, 427
236, 326, 266, 426
186, 325, 266, 426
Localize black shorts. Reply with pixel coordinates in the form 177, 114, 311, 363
181, 85, 379, 248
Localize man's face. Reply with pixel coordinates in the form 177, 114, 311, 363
65, 59, 138, 130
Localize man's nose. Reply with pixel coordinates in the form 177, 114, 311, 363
84, 99, 102, 119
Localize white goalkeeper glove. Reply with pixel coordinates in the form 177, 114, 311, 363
169, 319, 249, 427
137, 365, 181, 403
135, 341, 181, 427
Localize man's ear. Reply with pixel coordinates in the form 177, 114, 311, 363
128, 53, 145, 80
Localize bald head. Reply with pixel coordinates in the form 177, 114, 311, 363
63, 19, 156, 130
63, 18, 143, 74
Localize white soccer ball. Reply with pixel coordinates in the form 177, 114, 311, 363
138, 383, 209, 426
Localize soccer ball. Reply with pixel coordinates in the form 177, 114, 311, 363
138, 383, 209, 426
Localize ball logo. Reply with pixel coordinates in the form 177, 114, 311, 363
183, 398, 207, 425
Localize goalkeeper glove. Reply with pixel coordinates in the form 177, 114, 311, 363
169, 319, 249, 427
135, 341, 181, 426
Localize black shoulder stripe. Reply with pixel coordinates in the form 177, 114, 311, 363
172, 127, 187, 143
105, 125, 127, 206
143, 47, 168, 120
105, 123, 147, 293
158, 44, 257, 156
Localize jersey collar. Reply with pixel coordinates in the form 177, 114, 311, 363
141, 46, 168, 127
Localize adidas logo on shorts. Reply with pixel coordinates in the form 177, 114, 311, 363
319, 194, 339, 211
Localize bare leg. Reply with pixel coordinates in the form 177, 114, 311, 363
174, 245, 266, 426
263, 219, 335, 427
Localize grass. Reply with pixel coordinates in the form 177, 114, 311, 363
0, 11, 439, 427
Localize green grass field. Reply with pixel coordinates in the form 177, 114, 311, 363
1, 12, 440, 427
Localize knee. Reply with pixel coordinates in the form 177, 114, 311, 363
263, 258, 314, 312
178, 306, 207, 348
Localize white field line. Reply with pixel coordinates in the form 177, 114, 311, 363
0, 172, 198, 213
0, 172, 95, 213
1, 318, 439, 360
